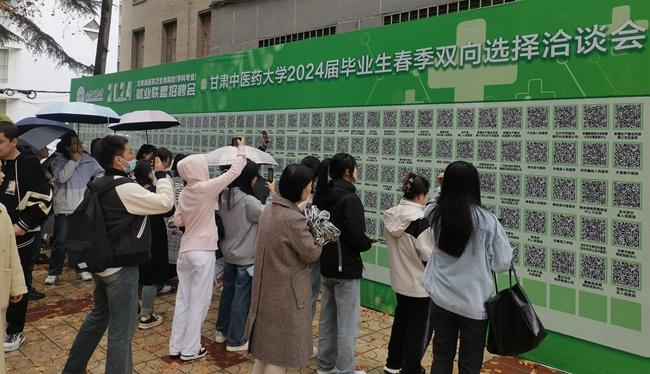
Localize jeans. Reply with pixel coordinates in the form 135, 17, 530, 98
6, 238, 37, 335
215, 262, 253, 347
430, 302, 488, 374
318, 277, 361, 374
310, 260, 321, 320
140, 284, 158, 317
49, 214, 74, 276
62, 266, 139, 374
386, 294, 434, 374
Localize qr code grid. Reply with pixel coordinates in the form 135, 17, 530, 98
256, 114, 265, 128
511, 242, 521, 265
580, 217, 607, 243
553, 142, 577, 165
288, 113, 298, 128
337, 137, 349, 152
480, 172, 497, 194
552, 177, 576, 202
525, 176, 548, 199
551, 249, 576, 276
500, 174, 521, 196
478, 140, 497, 161
382, 138, 396, 156
417, 139, 433, 158
436, 109, 453, 128
366, 138, 380, 154
525, 210, 547, 234
479, 108, 498, 128
612, 260, 640, 289
501, 141, 522, 163
580, 180, 606, 205
552, 214, 576, 238
380, 192, 395, 210
364, 191, 378, 209
299, 113, 310, 128
527, 107, 549, 129
365, 164, 379, 182
526, 141, 548, 164
323, 136, 335, 153
554, 106, 578, 129
499, 207, 520, 230
338, 112, 350, 128
351, 137, 364, 154
457, 108, 475, 128
614, 143, 641, 169
298, 137, 309, 152
612, 220, 640, 249
524, 245, 547, 270
367, 111, 381, 128
614, 104, 642, 129
352, 111, 365, 128
383, 111, 397, 128
436, 139, 453, 158
286, 136, 297, 151
612, 182, 641, 208
502, 107, 523, 129
582, 143, 608, 167
399, 139, 415, 157
324, 112, 336, 127
583, 105, 608, 129
456, 140, 474, 160
276, 113, 287, 127
381, 165, 396, 184
580, 254, 606, 282
400, 110, 415, 128
310, 137, 322, 152
418, 109, 434, 128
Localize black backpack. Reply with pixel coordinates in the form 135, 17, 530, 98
66, 178, 131, 273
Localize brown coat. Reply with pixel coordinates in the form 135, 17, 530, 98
245, 195, 321, 368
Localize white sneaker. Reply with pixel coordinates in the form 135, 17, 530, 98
316, 369, 337, 374
4, 332, 25, 352
78, 271, 93, 281
383, 366, 401, 374
158, 285, 172, 294
214, 330, 226, 343
138, 313, 164, 329
355, 371, 367, 374
44, 275, 57, 285
311, 345, 318, 359
180, 346, 207, 361
226, 342, 248, 352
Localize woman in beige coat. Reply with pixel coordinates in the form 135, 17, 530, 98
1, 170, 28, 374
245, 165, 322, 374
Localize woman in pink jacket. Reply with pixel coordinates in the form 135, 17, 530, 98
169, 137, 247, 361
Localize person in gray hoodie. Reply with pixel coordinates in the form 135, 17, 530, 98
214, 160, 275, 352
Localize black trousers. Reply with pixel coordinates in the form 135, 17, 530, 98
386, 293, 435, 374
430, 302, 488, 374
6, 237, 36, 335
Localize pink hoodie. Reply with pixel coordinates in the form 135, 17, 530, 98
175, 146, 246, 252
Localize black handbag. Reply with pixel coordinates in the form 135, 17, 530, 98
484, 266, 547, 356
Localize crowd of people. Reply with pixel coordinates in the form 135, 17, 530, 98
0, 119, 513, 374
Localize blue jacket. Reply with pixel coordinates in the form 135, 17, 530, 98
51, 153, 104, 215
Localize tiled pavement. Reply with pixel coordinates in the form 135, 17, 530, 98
6, 263, 565, 373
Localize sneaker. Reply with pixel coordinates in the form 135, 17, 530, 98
138, 313, 163, 330
169, 351, 180, 359
27, 289, 45, 301
44, 275, 57, 285
383, 366, 401, 374
355, 372, 367, 374
78, 271, 93, 281
180, 346, 207, 361
158, 285, 172, 294
310, 345, 318, 359
316, 369, 337, 374
4, 332, 25, 352
214, 330, 226, 344
226, 342, 248, 352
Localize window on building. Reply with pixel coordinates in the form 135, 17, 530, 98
383, 0, 517, 25
258, 26, 336, 48
197, 11, 211, 57
0, 49, 8, 84
0, 100, 6, 114
162, 20, 177, 63
131, 29, 145, 69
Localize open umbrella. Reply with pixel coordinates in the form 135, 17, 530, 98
36, 102, 120, 124
19, 126, 72, 151
206, 145, 278, 166
108, 110, 180, 143
15, 117, 72, 135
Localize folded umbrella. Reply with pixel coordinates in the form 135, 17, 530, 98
19, 126, 72, 151
205, 145, 278, 166
36, 102, 120, 124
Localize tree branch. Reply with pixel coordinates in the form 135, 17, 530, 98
57, 0, 101, 15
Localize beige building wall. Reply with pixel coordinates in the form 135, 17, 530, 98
118, 0, 212, 71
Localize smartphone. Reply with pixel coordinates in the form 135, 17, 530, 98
267, 168, 274, 183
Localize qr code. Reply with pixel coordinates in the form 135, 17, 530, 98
323, 136, 335, 153
499, 207, 521, 230
525, 176, 548, 199
365, 164, 379, 182
351, 137, 364, 154
583, 105, 608, 129
288, 113, 298, 128
580, 254, 606, 282
382, 138, 396, 156
580, 217, 607, 243
367, 111, 381, 128
218, 116, 227, 127
500, 174, 521, 196
525, 210, 547, 234
614, 143, 641, 169
380, 192, 395, 210
457, 108, 475, 128
256, 114, 265, 128
501, 141, 522, 162
227, 115, 236, 128
239, 115, 247, 128
436, 109, 453, 128
524, 245, 547, 270
299, 113, 310, 128
582, 143, 608, 167
456, 140, 474, 160
417, 139, 433, 158
415, 168, 433, 183
324, 112, 336, 128
554, 105, 578, 129
364, 191, 378, 209
418, 109, 434, 128
276, 113, 287, 127
383, 111, 397, 128
479, 108, 497, 128
365, 217, 378, 237
527, 107, 549, 129
400, 110, 415, 128
266, 114, 276, 128
286, 136, 297, 151
612, 220, 640, 248
338, 112, 350, 128
502, 107, 523, 129
310, 137, 322, 153
553, 142, 577, 165
511, 242, 521, 265
552, 177, 576, 202
614, 104, 642, 129
612, 260, 640, 289
399, 139, 414, 157
480, 172, 497, 194
526, 141, 548, 164
381, 165, 396, 184
580, 180, 606, 205
298, 137, 309, 152
436, 139, 453, 158
478, 140, 497, 161
398, 166, 411, 182
352, 111, 365, 128
612, 182, 641, 208
366, 138, 380, 154
310, 113, 321, 127
551, 249, 576, 276
552, 213, 576, 238
337, 137, 349, 152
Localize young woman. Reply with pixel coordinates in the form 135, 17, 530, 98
215, 160, 275, 351
313, 153, 375, 374
136, 144, 157, 162
422, 161, 513, 374
245, 164, 322, 374
383, 173, 434, 374
168, 137, 247, 361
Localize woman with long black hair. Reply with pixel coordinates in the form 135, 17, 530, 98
422, 161, 512, 374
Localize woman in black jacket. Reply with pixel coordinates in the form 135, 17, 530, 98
313, 153, 375, 374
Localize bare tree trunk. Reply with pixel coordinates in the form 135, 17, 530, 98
93, 0, 113, 75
